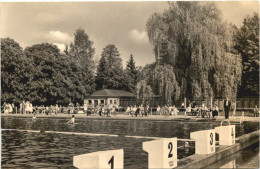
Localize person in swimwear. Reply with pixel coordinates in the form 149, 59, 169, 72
32, 113, 37, 121
67, 115, 75, 124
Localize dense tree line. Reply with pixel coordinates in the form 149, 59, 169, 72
234, 13, 259, 96
1, 37, 95, 106
1, 2, 258, 106
1, 30, 140, 106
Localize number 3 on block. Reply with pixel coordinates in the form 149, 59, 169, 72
210, 133, 213, 145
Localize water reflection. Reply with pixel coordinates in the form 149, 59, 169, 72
204, 143, 259, 168
220, 160, 236, 168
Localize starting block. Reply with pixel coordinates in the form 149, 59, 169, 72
190, 129, 215, 154
215, 125, 235, 145
73, 149, 124, 169
143, 138, 177, 169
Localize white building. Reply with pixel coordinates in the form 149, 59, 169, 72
84, 89, 135, 108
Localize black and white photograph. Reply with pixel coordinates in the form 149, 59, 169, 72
1, 1, 259, 168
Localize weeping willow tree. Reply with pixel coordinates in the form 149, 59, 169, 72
153, 65, 180, 105
146, 2, 242, 103
138, 64, 180, 105
136, 80, 153, 105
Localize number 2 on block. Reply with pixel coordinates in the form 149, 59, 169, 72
108, 156, 114, 169
168, 142, 173, 158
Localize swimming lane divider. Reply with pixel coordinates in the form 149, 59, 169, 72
125, 135, 196, 141
45, 131, 118, 137
2, 129, 41, 133
125, 135, 165, 139
1, 129, 118, 137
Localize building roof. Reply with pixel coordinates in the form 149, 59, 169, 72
86, 89, 134, 98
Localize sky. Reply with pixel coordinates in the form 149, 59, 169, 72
1, 1, 259, 67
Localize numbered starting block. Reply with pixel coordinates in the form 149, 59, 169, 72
190, 129, 215, 154
215, 125, 235, 146
143, 138, 177, 169
73, 149, 123, 169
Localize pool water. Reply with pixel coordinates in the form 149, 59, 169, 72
1, 117, 259, 168
203, 143, 259, 168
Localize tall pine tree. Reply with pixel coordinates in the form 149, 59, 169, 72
95, 44, 125, 90
125, 54, 139, 92
95, 55, 107, 90
69, 28, 96, 95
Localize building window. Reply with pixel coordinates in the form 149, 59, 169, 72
114, 100, 117, 104
88, 100, 92, 104
101, 100, 104, 104
110, 100, 112, 104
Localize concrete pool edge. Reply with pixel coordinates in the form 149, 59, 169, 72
177, 130, 260, 168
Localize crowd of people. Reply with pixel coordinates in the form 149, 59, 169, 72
86, 104, 117, 117
123, 103, 220, 119
2, 102, 15, 115
2, 99, 259, 119
2, 101, 67, 115
125, 105, 150, 117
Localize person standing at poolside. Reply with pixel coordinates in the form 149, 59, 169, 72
136, 105, 140, 117
106, 105, 110, 117
125, 106, 130, 115
253, 105, 259, 117
170, 105, 174, 116
232, 101, 236, 118
168, 105, 172, 115
186, 104, 192, 116
55, 104, 59, 115
29, 102, 33, 114
163, 105, 168, 115
25, 101, 30, 114
111, 106, 116, 116
11, 103, 15, 114
19, 102, 22, 114
145, 105, 149, 116
84, 103, 88, 115
140, 104, 144, 117
201, 104, 206, 118
131, 106, 134, 116
133, 105, 137, 117
8, 103, 13, 114
22, 101, 26, 114
224, 97, 231, 119
4, 103, 9, 115
212, 104, 219, 119
156, 105, 161, 115
69, 102, 74, 114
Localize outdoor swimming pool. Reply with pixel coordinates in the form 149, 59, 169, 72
1, 117, 259, 168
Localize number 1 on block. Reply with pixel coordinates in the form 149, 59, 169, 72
108, 156, 114, 169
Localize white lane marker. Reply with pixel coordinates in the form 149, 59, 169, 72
2, 129, 40, 133
125, 135, 164, 139
125, 135, 196, 142
2, 129, 118, 137
177, 138, 195, 141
